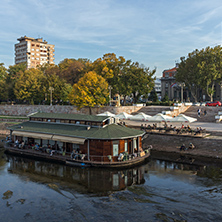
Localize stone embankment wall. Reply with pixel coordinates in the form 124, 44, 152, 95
0, 105, 142, 116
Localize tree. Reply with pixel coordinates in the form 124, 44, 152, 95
198, 46, 222, 101
0, 63, 8, 101
69, 71, 109, 114
176, 46, 222, 102
58, 58, 85, 85
14, 69, 46, 104
127, 62, 156, 103
149, 89, 158, 102
6, 63, 27, 101
162, 94, 169, 102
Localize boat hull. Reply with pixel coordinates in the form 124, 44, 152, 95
4, 146, 150, 169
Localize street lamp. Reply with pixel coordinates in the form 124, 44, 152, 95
179, 83, 185, 103
49, 87, 54, 106
108, 85, 112, 106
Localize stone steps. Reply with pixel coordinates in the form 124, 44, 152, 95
131, 106, 171, 116
183, 106, 222, 122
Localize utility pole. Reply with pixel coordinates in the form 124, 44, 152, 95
49, 87, 54, 106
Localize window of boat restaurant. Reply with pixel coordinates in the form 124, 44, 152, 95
30, 117, 104, 127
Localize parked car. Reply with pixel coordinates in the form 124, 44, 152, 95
205, 101, 222, 106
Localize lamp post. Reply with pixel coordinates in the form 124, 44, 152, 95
108, 85, 112, 106
180, 83, 185, 103
49, 87, 54, 106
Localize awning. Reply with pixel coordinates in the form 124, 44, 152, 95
52, 135, 85, 144
12, 131, 53, 140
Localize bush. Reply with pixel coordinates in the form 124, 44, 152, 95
146, 101, 173, 106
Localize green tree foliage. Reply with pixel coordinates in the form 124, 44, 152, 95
149, 89, 158, 102
127, 62, 156, 103
38, 63, 72, 104
6, 63, 27, 101
69, 71, 109, 113
1, 53, 155, 106
91, 53, 156, 105
58, 58, 85, 85
176, 46, 222, 102
14, 68, 46, 104
162, 94, 169, 102
0, 63, 8, 101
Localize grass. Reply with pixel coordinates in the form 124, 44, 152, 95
0, 116, 28, 120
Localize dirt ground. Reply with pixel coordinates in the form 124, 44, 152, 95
143, 133, 222, 162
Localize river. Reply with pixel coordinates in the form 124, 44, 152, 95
0, 148, 222, 222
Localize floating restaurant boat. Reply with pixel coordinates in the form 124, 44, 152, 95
4, 112, 151, 168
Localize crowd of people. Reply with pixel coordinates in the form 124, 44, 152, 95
140, 123, 205, 135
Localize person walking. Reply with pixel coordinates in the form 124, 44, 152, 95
197, 108, 201, 117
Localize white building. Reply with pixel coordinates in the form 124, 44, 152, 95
15, 36, 55, 69
154, 78, 161, 100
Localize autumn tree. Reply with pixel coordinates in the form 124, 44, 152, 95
69, 71, 109, 114
91, 53, 132, 102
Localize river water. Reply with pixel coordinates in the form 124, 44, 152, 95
0, 148, 222, 222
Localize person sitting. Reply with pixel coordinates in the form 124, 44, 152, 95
14, 139, 19, 148
118, 153, 124, 161
132, 153, 137, 158
50, 149, 55, 156
195, 127, 200, 135
199, 127, 203, 134
188, 143, 195, 149
71, 149, 76, 159
140, 124, 144, 130
73, 150, 79, 160
19, 141, 25, 149
180, 144, 186, 151
35, 143, 40, 150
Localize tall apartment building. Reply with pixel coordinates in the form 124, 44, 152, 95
15, 36, 55, 69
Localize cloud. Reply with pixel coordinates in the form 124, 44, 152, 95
1, 0, 222, 73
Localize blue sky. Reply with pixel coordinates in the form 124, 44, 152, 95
0, 0, 222, 77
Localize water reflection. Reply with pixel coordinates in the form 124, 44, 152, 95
5, 154, 145, 195
0, 149, 6, 169
2, 153, 222, 221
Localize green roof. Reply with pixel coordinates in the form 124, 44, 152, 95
29, 112, 108, 122
9, 121, 144, 140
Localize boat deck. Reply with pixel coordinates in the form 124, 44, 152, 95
4, 145, 150, 168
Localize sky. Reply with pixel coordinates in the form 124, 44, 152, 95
1, 0, 222, 77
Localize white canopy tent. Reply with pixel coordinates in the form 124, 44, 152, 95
149, 113, 173, 122
116, 112, 133, 120
96, 111, 116, 117
170, 114, 197, 123
131, 112, 152, 121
